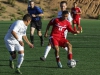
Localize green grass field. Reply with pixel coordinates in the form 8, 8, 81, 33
0, 19, 100, 75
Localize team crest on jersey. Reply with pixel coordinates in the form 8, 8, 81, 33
56, 23, 66, 31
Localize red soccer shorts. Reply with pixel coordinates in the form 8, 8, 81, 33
73, 18, 81, 25
49, 36, 69, 47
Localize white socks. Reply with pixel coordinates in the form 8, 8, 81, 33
64, 47, 68, 51
17, 53, 24, 68
44, 46, 51, 58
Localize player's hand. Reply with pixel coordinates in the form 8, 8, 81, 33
29, 43, 34, 48
19, 41, 24, 46
76, 31, 80, 34
32, 14, 36, 17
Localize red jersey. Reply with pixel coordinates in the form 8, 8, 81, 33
71, 7, 81, 19
48, 18, 75, 38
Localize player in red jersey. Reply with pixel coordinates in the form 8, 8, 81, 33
44, 11, 80, 68
71, 2, 82, 34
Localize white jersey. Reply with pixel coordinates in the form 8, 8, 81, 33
57, 11, 73, 23
4, 20, 27, 44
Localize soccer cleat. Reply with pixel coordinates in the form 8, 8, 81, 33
9, 60, 14, 69
15, 68, 22, 74
41, 41, 44, 46
40, 56, 46, 61
81, 30, 83, 33
57, 61, 62, 68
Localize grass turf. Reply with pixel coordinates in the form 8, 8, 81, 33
0, 19, 100, 75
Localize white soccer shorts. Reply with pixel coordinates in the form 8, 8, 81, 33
5, 41, 24, 52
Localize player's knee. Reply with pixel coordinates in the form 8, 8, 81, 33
12, 54, 16, 59
10, 51, 16, 59
38, 32, 42, 36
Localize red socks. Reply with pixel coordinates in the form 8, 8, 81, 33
68, 53, 72, 60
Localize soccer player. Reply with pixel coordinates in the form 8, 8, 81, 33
27, 0, 44, 46
4, 14, 33, 74
71, 2, 82, 35
44, 10, 80, 68
40, 1, 73, 61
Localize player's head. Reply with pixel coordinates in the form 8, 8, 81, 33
23, 14, 32, 26
30, 0, 35, 8
60, 1, 67, 11
73, 2, 78, 7
62, 10, 69, 20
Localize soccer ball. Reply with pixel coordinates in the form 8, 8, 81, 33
67, 59, 76, 68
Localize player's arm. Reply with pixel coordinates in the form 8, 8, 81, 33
44, 23, 51, 38
22, 36, 33, 48
11, 31, 24, 46
77, 8, 82, 14
67, 23, 80, 34
44, 19, 54, 37
32, 7, 44, 17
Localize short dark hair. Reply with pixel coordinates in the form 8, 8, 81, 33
62, 10, 69, 15
60, 1, 67, 6
23, 14, 32, 21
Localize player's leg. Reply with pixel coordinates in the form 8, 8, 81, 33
64, 29, 68, 39
40, 43, 51, 61
51, 37, 62, 68
73, 22, 77, 31
30, 22, 36, 44
59, 38, 72, 60
4, 41, 16, 69
9, 51, 16, 69
73, 20, 77, 35
36, 20, 44, 46
64, 30, 68, 51
37, 30, 44, 46
77, 18, 82, 33
54, 45, 62, 68
15, 44, 24, 74
65, 42, 73, 60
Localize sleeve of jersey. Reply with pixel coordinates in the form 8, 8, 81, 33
23, 32, 26, 36
37, 7, 43, 14
78, 7, 81, 13
48, 19, 55, 26
13, 23, 20, 33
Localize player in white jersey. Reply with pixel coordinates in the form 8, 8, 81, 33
4, 14, 33, 74
40, 1, 73, 61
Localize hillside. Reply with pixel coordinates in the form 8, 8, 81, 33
0, 0, 100, 20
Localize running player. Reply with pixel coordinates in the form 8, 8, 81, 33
44, 11, 80, 68
4, 14, 33, 74
71, 2, 82, 35
27, 0, 44, 46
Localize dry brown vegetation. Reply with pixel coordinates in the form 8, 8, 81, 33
0, 0, 100, 20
